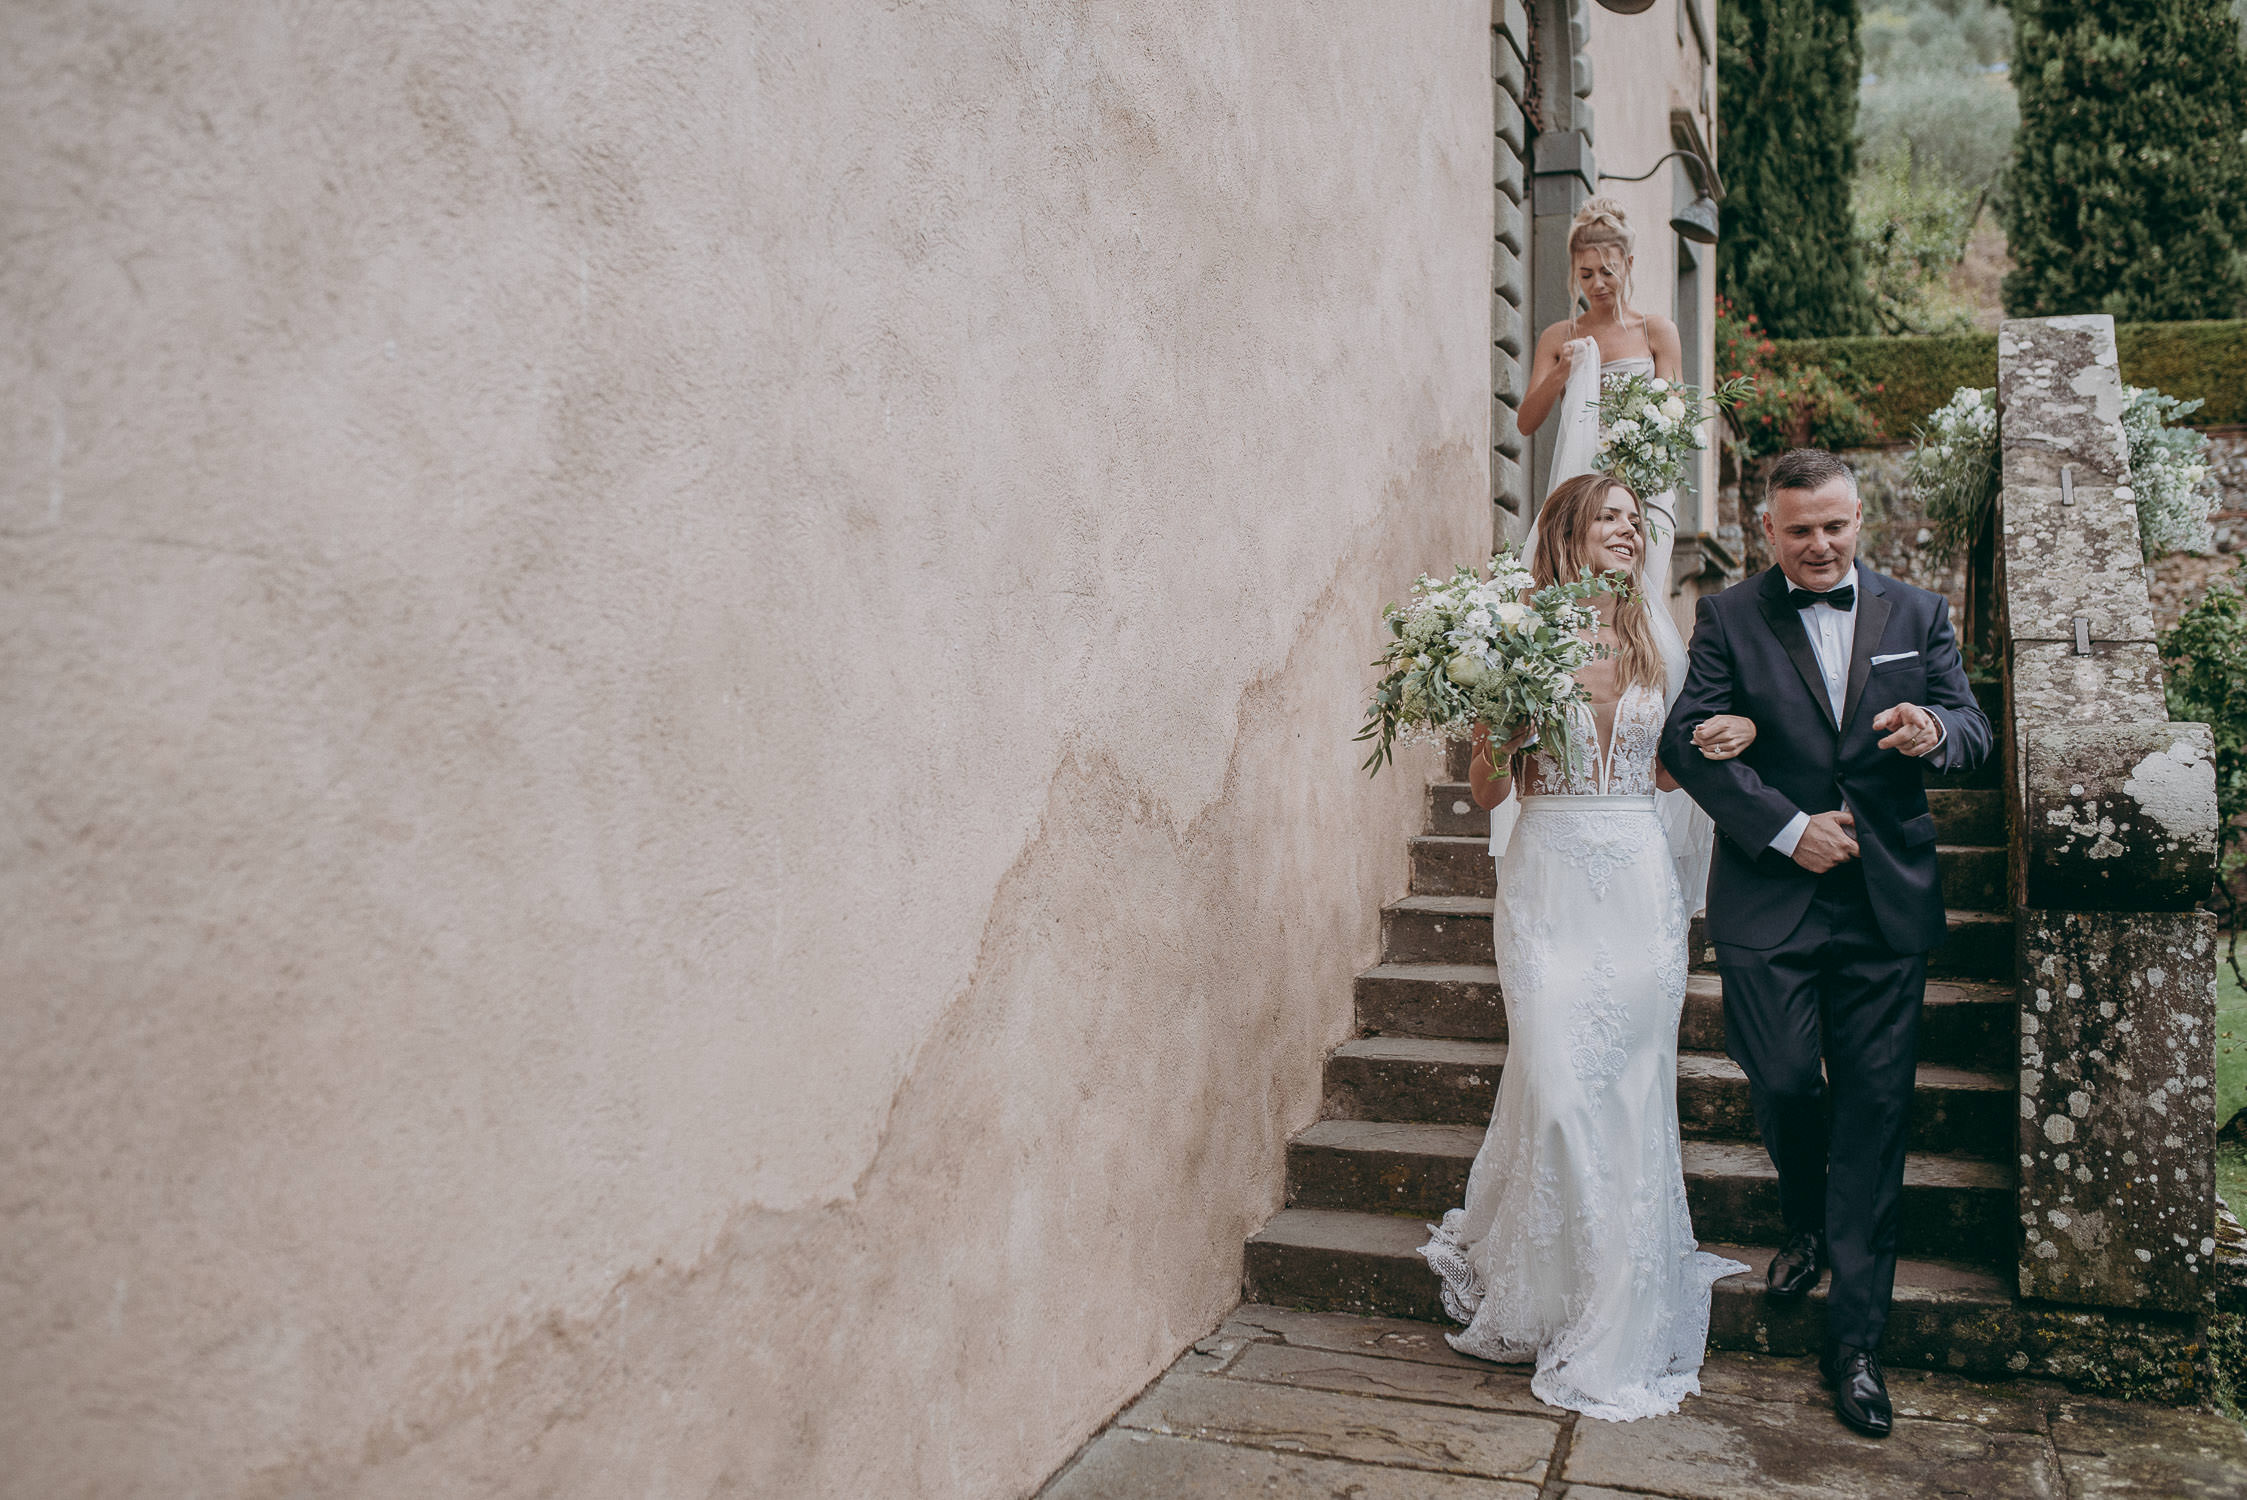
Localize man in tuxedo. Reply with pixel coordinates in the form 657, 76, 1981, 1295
1659, 448, 1992, 1437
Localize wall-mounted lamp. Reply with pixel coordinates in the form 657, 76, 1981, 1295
1597, 149, 1724, 245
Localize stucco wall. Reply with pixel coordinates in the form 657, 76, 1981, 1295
0, 4, 1489, 1496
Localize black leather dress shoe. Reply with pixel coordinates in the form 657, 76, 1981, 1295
1766, 1231, 1826, 1299
1824, 1345, 1893, 1437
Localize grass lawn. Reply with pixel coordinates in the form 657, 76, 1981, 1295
2216, 937, 2247, 1211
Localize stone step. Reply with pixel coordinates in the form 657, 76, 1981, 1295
1283, 1121, 2013, 1263
1690, 907, 2012, 981
1405, 834, 2004, 908
1928, 787, 2004, 846
1354, 966, 2015, 1072
1240, 1208, 2189, 1396
1404, 835, 1496, 898
1936, 844, 2006, 910
1245, 1209, 2004, 1347
1423, 783, 1491, 839
1320, 1038, 2014, 1157
1397, 897, 2012, 980
1379, 896, 1494, 965
1426, 783, 2007, 846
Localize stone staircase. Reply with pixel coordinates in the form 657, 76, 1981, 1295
1241, 682, 2204, 1395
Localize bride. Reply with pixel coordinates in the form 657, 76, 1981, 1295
1417, 198, 1755, 1421
1419, 475, 1749, 1421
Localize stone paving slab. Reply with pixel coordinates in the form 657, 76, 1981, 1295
1040, 1304, 2247, 1499
1221, 1340, 1550, 1416
1042, 1430, 1540, 1499
1563, 1387, 2065, 1499
1217, 1302, 1495, 1370
2048, 1395, 2247, 1499
1114, 1370, 1558, 1484
1696, 1348, 2055, 1432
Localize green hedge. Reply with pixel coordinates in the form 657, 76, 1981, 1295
2118, 322, 2247, 426
1768, 320, 2247, 439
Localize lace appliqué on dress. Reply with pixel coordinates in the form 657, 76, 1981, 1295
1569, 943, 1628, 1089
1535, 808, 1660, 900
1600, 687, 1662, 796
1521, 682, 1665, 798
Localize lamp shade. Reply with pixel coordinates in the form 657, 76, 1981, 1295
1670, 194, 1720, 245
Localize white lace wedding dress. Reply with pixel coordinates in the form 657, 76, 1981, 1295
1419, 683, 1747, 1421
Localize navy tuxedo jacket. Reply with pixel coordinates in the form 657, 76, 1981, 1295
1659, 563, 1993, 953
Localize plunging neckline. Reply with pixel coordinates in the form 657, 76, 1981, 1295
1582, 692, 1624, 795
1591, 696, 1620, 793
1559, 682, 1648, 797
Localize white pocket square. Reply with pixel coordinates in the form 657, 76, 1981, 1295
1870, 651, 1919, 665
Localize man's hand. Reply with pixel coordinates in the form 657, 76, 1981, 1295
1792, 810, 1859, 873
1873, 702, 1944, 758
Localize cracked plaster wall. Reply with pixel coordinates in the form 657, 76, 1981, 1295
0, 4, 1490, 1495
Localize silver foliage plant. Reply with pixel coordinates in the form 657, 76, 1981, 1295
2122, 387, 2218, 559
1907, 384, 2216, 562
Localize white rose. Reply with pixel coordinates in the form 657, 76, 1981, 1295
1650, 378, 1669, 393
1660, 395, 1688, 422
1445, 654, 1485, 687
1491, 601, 1535, 636
1610, 417, 1640, 440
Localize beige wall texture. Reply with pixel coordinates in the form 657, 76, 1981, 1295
1, 4, 1490, 1496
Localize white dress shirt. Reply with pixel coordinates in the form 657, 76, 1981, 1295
1769, 574, 1857, 859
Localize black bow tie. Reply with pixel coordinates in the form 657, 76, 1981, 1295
1789, 583, 1855, 611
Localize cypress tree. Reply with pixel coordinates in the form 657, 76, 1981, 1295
2003, 0, 2247, 320
1717, 0, 1875, 338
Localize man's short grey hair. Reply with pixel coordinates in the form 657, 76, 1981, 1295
1765, 448, 1859, 503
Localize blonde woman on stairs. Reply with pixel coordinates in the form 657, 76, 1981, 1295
1498, 196, 1735, 925
1515, 195, 1682, 449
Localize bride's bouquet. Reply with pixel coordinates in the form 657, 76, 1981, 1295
1594, 371, 1754, 519
1356, 546, 1632, 780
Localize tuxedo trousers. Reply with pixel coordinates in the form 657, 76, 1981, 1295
1712, 862, 1925, 1350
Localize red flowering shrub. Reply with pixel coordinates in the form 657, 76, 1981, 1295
1715, 297, 1884, 460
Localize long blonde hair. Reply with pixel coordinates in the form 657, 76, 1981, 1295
1567, 195, 1636, 312
1533, 473, 1666, 695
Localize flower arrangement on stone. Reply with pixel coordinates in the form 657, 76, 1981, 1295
1905, 386, 2001, 562
1909, 384, 2216, 562
1593, 370, 1755, 527
1356, 546, 1633, 781
2121, 387, 2217, 560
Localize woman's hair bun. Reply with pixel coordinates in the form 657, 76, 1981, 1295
1568, 196, 1634, 254
1571, 196, 1630, 232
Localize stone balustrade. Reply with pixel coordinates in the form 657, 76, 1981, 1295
1998, 315, 2221, 1316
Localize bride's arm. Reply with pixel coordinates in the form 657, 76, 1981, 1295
1514, 323, 1585, 436
1467, 722, 1533, 810
1691, 712, 1756, 761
